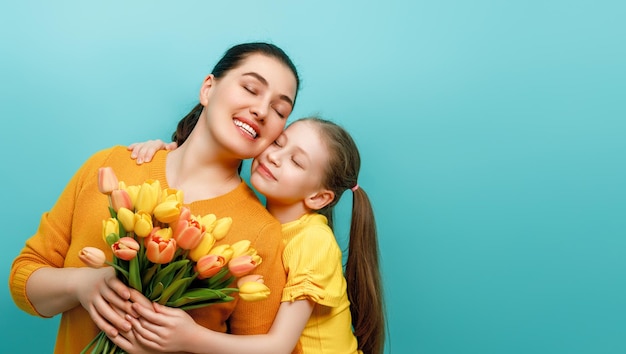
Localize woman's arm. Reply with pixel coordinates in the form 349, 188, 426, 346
27, 266, 134, 337
117, 297, 313, 354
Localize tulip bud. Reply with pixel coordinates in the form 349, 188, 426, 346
173, 217, 205, 250
237, 274, 264, 288
98, 167, 118, 195
161, 188, 184, 204
111, 189, 133, 212
212, 217, 233, 241
134, 211, 153, 237
112, 237, 140, 261
153, 200, 182, 223
200, 214, 217, 232
145, 234, 177, 264
135, 179, 161, 214
230, 240, 251, 258
188, 232, 216, 262
195, 254, 226, 279
238, 280, 270, 302
152, 226, 173, 240
78, 247, 106, 268
102, 218, 119, 243
208, 244, 234, 264
228, 255, 257, 277
119, 182, 140, 208
117, 208, 135, 232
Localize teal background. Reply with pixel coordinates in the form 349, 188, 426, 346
2, 1, 624, 353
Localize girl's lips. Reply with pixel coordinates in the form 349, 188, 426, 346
256, 162, 276, 180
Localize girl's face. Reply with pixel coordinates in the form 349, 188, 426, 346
200, 53, 297, 159
250, 121, 331, 207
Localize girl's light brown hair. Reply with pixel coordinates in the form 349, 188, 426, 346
300, 117, 386, 354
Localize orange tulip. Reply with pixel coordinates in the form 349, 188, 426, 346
195, 254, 226, 279
144, 233, 176, 264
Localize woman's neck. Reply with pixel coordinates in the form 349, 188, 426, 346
166, 127, 242, 204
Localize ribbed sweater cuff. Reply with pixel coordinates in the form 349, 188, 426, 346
11, 263, 51, 317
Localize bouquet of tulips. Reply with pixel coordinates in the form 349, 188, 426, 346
78, 167, 269, 354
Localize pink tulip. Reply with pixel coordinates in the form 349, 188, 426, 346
144, 233, 177, 264
228, 255, 258, 277
78, 247, 107, 268
195, 254, 226, 279
111, 189, 133, 212
98, 167, 119, 195
112, 237, 140, 261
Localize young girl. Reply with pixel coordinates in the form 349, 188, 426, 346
9, 42, 300, 354
121, 117, 385, 354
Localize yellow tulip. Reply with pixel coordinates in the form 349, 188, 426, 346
153, 200, 181, 223
230, 240, 251, 258
238, 280, 270, 302
135, 179, 161, 213
119, 182, 140, 208
117, 208, 135, 232
134, 211, 153, 237
102, 218, 119, 242
161, 188, 184, 203
153, 226, 173, 240
212, 217, 233, 240
188, 232, 216, 262
208, 244, 233, 264
200, 214, 217, 232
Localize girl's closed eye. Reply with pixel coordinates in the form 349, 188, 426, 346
291, 157, 303, 168
243, 84, 257, 95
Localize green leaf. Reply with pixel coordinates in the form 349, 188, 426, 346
167, 288, 232, 307
128, 257, 142, 292
142, 263, 160, 289
157, 276, 196, 304
150, 259, 190, 288
151, 282, 165, 300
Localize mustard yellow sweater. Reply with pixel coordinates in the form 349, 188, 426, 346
9, 146, 287, 354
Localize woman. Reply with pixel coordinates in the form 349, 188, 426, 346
9, 42, 300, 354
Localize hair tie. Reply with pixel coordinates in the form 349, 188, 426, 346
351, 184, 359, 192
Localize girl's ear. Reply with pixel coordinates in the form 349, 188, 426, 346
304, 189, 335, 211
199, 74, 215, 105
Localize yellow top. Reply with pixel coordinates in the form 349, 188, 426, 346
281, 213, 361, 354
9, 146, 288, 354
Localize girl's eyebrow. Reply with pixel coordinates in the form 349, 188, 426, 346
242, 72, 294, 108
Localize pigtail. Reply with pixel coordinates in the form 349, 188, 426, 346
346, 187, 385, 354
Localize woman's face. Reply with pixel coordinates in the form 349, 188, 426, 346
250, 121, 330, 206
200, 53, 298, 159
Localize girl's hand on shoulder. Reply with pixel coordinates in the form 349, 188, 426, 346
128, 139, 178, 165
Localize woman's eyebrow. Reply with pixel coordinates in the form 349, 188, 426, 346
242, 72, 294, 108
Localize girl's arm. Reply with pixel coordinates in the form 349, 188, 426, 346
116, 294, 313, 354
128, 139, 177, 164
